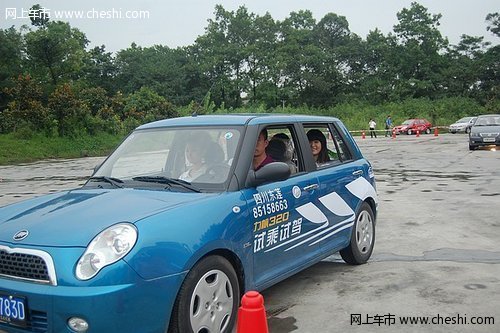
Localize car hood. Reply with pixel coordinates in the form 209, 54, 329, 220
471, 125, 500, 134
0, 188, 216, 247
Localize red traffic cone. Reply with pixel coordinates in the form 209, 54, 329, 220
237, 291, 269, 333
434, 127, 439, 136
416, 130, 420, 137
362, 131, 366, 139
392, 129, 396, 139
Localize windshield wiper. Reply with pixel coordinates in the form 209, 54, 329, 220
88, 176, 124, 188
132, 176, 201, 192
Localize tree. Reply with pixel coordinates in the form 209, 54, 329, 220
442, 35, 490, 98
307, 13, 356, 106
29, 4, 50, 27
486, 12, 500, 38
115, 44, 191, 105
48, 83, 85, 136
123, 87, 178, 123
25, 21, 88, 86
192, 5, 248, 108
1, 75, 48, 132
276, 10, 318, 105
392, 2, 449, 99
83, 45, 117, 93
0, 27, 24, 109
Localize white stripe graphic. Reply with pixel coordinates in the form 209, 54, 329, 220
264, 176, 376, 253
319, 192, 354, 216
346, 177, 378, 204
284, 216, 354, 251
309, 222, 354, 245
295, 202, 328, 224
263, 221, 329, 252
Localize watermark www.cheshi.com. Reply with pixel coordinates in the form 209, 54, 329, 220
4, 7, 150, 21
351, 313, 495, 326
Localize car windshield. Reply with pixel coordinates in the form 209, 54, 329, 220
402, 120, 413, 125
92, 126, 242, 191
474, 116, 500, 126
456, 117, 472, 123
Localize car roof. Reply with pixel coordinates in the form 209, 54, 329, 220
476, 114, 500, 118
137, 114, 342, 129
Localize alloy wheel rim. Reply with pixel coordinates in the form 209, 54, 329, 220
355, 210, 373, 254
190, 269, 233, 333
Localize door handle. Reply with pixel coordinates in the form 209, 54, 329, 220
352, 170, 364, 176
303, 184, 319, 192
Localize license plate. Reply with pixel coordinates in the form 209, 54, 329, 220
0, 293, 27, 327
483, 138, 495, 143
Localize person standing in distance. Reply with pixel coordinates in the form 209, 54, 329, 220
385, 115, 393, 137
369, 119, 377, 138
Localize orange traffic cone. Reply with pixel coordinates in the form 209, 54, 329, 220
416, 130, 420, 137
237, 291, 269, 333
362, 131, 366, 139
392, 129, 396, 139
434, 127, 439, 136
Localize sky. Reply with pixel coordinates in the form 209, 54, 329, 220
1, 0, 498, 53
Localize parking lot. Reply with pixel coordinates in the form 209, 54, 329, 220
0, 133, 499, 332
264, 133, 500, 332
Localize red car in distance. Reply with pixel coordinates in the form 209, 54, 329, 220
393, 118, 432, 135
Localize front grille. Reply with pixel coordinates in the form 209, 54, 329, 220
480, 133, 499, 138
0, 245, 56, 285
0, 250, 50, 282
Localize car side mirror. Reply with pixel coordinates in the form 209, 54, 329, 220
246, 162, 291, 188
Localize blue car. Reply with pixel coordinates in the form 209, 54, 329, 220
0, 114, 378, 333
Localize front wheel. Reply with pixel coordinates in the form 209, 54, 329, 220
340, 202, 375, 265
407, 129, 412, 135
168, 256, 240, 333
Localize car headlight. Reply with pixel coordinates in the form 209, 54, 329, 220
76, 223, 138, 280
469, 132, 480, 138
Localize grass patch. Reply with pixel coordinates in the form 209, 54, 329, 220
0, 132, 125, 165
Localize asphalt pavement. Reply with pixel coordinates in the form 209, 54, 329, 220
264, 133, 500, 332
0, 133, 499, 332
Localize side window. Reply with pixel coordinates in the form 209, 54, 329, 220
265, 126, 302, 174
304, 124, 352, 167
329, 124, 352, 162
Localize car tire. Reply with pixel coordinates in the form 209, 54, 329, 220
469, 144, 476, 151
425, 128, 431, 134
340, 202, 375, 265
465, 127, 470, 134
168, 255, 240, 333
407, 129, 412, 135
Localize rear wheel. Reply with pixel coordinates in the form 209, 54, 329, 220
168, 256, 240, 333
425, 128, 431, 134
340, 202, 375, 265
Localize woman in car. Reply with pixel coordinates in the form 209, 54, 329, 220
307, 129, 330, 166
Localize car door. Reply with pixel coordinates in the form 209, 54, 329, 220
302, 123, 366, 254
244, 125, 323, 288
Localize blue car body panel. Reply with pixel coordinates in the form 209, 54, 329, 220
0, 114, 377, 332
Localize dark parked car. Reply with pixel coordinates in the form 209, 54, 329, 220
393, 118, 432, 135
469, 114, 500, 150
449, 116, 477, 134
0, 114, 378, 333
